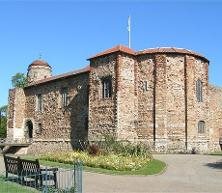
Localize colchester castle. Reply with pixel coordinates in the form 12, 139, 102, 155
7, 45, 222, 153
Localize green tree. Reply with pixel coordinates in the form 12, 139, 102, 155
11, 73, 28, 88
0, 105, 7, 138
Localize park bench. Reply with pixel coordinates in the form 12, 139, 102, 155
3, 154, 58, 188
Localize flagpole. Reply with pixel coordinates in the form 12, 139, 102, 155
128, 16, 131, 48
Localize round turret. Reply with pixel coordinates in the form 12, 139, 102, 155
27, 59, 52, 84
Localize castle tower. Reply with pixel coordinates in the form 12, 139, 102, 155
27, 59, 52, 84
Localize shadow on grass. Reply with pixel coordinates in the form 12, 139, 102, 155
205, 160, 222, 169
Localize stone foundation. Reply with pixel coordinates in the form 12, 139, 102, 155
26, 139, 73, 155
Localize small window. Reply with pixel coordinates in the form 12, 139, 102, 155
198, 121, 205, 133
61, 87, 69, 107
36, 123, 43, 134
102, 77, 112, 98
143, 81, 148, 92
196, 79, 203, 102
85, 116, 88, 131
36, 94, 43, 112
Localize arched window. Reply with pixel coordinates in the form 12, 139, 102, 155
196, 79, 203, 102
198, 121, 205, 133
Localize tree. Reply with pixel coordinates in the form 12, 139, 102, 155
0, 105, 7, 116
11, 73, 28, 88
0, 105, 7, 138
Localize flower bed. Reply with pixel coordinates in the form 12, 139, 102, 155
40, 151, 150, 171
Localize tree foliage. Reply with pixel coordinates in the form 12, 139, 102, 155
0, 105, 7, 138
0, 105, 7, 116
11, 73, 28, 88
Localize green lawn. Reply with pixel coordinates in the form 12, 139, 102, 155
207, 152, 222, 156
37, 158, 166, 176
84, 159, 166, 175
0, 176, 39, 193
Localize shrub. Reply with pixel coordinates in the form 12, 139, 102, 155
98, 134, 152, 159
88, 144, 100, 156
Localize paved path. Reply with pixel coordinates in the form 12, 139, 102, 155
1, 154, 222, 193
83, 154, 222, 193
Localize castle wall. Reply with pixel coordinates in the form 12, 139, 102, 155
164, 55, 186, 151
7, 88, 26, 139
135, 53, 210, 153
148, 54, 187, 152
209, 85, 222, 151
136, 55, 155, 140
7, 89, 16, 139
27, 66, 52, 84
24, 73, 89, 149
116, 54, 137, 140
154, 54, 168, 151
88, 54, 117, 140
186, 56, 209, 152
7, 46, 222, 154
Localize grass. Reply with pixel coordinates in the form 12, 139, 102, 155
83, 159, 166, 175
207, 152, 222, 156
0, 176, 39, 193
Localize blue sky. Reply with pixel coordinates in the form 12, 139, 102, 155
0, 0, 222, 107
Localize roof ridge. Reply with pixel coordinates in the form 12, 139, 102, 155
136, 47, 208, 62
26, 65, 90, 87
88, 45, 135, 60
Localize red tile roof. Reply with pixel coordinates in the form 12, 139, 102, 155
26, 46, 208, 88
88, 45, 208, 62
26, 65, 90, 88
88, 45, 136, 59
28, 59, 51, 69
137, 47, 209, 62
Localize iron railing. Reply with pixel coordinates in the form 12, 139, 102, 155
0, 161, 82, 193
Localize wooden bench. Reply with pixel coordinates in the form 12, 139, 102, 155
3, 154, 58, 188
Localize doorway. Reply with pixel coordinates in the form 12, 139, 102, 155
26, 120, 33, 139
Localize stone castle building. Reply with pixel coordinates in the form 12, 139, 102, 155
7, 45, 222, 153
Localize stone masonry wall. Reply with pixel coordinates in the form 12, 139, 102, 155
186, 56, 209, 152
135, 53, 210, 152
7, 48, 221, 154
165, 55, 186, 151
116, 54, 137, 140
24, 72, 89, 150
136, 55, 155, 140
209, 85, 222, 151
88, 54, 117, 141
7, 88, 26, 139
27, 66, 52, 84
7, 89, 16, 139
154, 54, 168, 151
27, 140, 73, 155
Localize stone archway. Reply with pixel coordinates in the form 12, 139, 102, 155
25, 120, 33, 139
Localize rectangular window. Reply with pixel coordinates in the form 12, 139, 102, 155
102, 77, 112, 98
198, 121, 205, 134
196, 80, 203, 102
61, 87, 69, 107
36, 94, 43, 112
143, 81, 148, 92
36, 123, 43, 134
